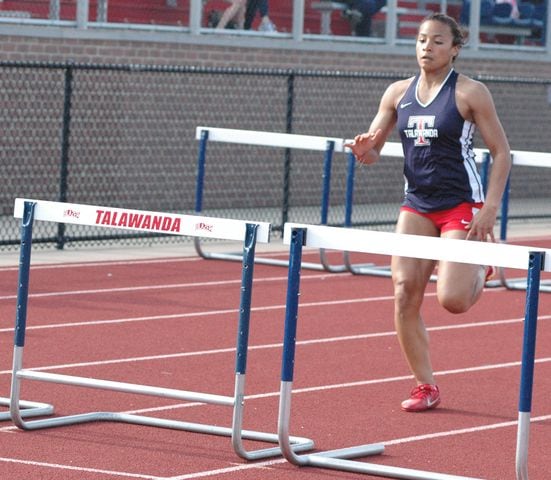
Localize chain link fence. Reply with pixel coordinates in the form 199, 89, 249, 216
2, 61, 550, 251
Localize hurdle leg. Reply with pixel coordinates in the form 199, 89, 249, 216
0, 398, 53, 421
343, 151, 381, 275
318, 140, 349, 273
341, 152, 400, 278
192, 130, 340, 271
277, 227, 485, 480
8, 201, 54, 425
231, 224, 314, 459
342, 152, 379, 275
515, 251, 543, 480
495, 162, 551, 292
277, 228, 384, 464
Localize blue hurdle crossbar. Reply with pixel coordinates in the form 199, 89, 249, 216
278, 222, 549, 479
9, 199, 313, 461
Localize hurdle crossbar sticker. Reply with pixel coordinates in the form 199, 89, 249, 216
13, 198, 271, 243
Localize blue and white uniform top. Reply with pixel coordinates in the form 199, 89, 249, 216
396, 69, 485, 213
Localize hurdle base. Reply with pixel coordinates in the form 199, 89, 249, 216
305, 454, 484, 480
0, 397, 53, 421
10, 368, 314, 461
311, 443, 385, 459
500, 269, 551, 293
11, 408, 314, 459
194, 237, 333, 271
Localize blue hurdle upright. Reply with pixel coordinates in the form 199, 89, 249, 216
0, 201, 55, 422
9, 199, 313, 461
277, 222, 549, 479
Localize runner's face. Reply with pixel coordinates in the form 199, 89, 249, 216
416, 20, 459, 71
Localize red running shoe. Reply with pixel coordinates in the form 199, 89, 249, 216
401, 384, 441, 412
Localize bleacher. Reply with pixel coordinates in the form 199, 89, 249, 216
461, 0, 546, 44
0, 1, 190, 25
0, 0, 545, 43
0, 0, 438, 34
297, 0, 463, 38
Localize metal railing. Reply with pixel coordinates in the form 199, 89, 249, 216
0, 0, 548, 56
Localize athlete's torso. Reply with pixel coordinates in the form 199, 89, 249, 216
396, 69, 484, 212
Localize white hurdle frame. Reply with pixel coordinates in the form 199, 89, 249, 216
496, 150, 551, 293
194, 126, 354, 272
278, 222, 550, 480
9, 199, 314, 461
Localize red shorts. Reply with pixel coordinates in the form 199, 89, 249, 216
400, 202, 484, 233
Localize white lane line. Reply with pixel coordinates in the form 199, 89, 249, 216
0, 456, 165, 479
0, 256, 202, 272
0, 271, 350, 300
2, 404, 550, 478
0, 292, 398, 332
0, 282, 510, 333
118, 355, 551, 417
0, 250, 293, 272
2, 313, 549, 375
2, 312, 548, 376
1, 362, 550, 477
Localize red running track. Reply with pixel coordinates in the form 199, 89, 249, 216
0, 246, 550, 480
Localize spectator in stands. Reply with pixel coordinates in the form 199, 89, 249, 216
343, 0, 387, 37
216, 0, 246, 30
245, 0, 277, 32
460, 0, 520, 25
345, 13, 511, 412
495, 0, 520, 19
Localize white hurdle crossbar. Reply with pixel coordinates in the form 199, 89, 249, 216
341, 146, 506, 288
345, 147, 551, 294
9, 199, 314, 461
278, 222, 550, 480
195, 125, 360, 272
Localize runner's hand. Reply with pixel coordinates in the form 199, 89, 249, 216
465, 205, 497, 242
344, 129, 383, 165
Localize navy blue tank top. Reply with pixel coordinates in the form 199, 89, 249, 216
396, 69, 484, 212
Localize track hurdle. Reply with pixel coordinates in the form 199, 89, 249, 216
9, 198, 314, 461
195, 125, 353, 272
278, 222, 550, 479
493, 150, 551, 293
341, 148, 551, 292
